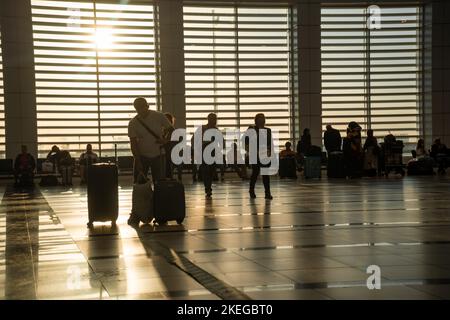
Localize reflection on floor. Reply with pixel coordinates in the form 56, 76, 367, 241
1, 174, 450, 300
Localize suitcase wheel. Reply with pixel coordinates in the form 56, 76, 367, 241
87, 221, 93, 228
176, 219, 184, 225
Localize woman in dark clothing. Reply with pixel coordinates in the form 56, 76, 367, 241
343, 121, 364, 178
297, 128, 312, 156
363, 129, 379, 177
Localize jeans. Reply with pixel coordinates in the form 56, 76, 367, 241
133, 155, 162, 184
200, 164, 215, 193
250, 164, 270, 194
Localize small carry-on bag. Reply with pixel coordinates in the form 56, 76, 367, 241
327, 151, 346, 178
304, 156, 322, 179
87, 163, 118, 228
132, 174, 154, 224
153, 176, 186, 225
42, 160, 54, 173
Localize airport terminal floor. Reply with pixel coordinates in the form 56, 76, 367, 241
1, 173, 450, 300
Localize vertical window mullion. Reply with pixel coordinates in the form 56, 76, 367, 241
93, 0, 102, 157
0, 30, 5, 158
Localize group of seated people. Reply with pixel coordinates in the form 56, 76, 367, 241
12, 127, 450, 188
13, 144, 99, 188
277, 122, 450, 179
410, 138, 450, 175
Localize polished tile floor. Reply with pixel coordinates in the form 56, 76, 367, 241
1, 173, 450, 300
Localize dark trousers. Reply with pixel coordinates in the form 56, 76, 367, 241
133, 155, 162, 184
14, 170, 34, 186
200, 164, 215, 193
250, 164, 270, 194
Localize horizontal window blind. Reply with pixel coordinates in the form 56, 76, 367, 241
184, 5, 292, 147
31, 0, 157, 158
0, 30, 5, 158
321, 6, 421, 150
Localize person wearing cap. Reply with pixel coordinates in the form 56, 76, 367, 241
343, 121, 363, 178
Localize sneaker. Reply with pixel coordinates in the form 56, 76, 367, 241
265, 193, 273, 200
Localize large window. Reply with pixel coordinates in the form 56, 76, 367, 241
0, 30, 5, 158
183, 5, 292, 146
31, 0, 157, 157
321, 6, 421, 150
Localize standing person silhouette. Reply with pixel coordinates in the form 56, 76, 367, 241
193, 113, 222, 199
245, 113, 273, 200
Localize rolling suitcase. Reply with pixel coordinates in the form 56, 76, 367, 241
327, 151, 346, 178
87, 163, 118, 228
304, 156, 321, 179
153, 152, 185, 225
153, 178, 186, 225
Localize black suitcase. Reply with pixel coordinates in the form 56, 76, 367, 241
327, 151, 346, 178
279, 157, 297, 179
39, 174, 59, 187
153, 178, 186, 225
87, 163, 118, 228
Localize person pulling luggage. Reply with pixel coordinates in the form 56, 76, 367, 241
127, 97, 174, 225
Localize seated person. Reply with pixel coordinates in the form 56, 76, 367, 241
280, 142, 297, 159
343, 121, 363, 178
408, 139, 435, 175
226, 142, 248, 180
59, 150, 74, 186
14, 145, 36, 187
46, 145, 62, 173
79, 144, 99, 184
279, 142, 298, 179
430, 138, 449, 174
415, 139, 428, 158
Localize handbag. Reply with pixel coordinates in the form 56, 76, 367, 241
42, 160, 54, 173
132, 173, 154, 224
